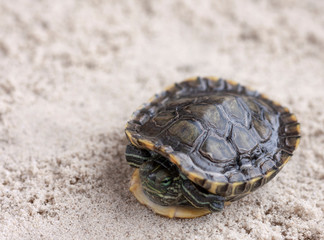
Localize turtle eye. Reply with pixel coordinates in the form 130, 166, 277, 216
161, 177, 172, 187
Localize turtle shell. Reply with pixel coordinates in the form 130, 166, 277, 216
125, 77, 300, 201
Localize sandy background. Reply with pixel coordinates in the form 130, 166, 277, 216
0, 0, 323, 239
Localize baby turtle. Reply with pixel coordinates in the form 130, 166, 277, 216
125, 77, 300, 218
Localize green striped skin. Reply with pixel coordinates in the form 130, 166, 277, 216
125, 145, 152, 168
125, 144, 224, 211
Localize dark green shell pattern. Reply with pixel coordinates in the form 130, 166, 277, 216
125, 77, 300, 201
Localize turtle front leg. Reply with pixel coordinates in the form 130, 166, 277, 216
181, 179, 224, 212
125, 144, 152, 168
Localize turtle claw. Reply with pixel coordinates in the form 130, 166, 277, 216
209, 201, 224, 212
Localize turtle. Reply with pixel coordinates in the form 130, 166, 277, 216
125, 76, 300, 218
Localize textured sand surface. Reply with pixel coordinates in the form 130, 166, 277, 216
0, 1, 323, 239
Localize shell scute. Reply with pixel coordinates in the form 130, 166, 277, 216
152, 111, 176, 127
222, 97, 250, 127
243, 97, 260, 115
200, 133, 237, 162
225, 170, 245, 183
232, 125, 258, 153
252, 118, 272, 141
185, 104, 228, 136
168, 120, 203, 146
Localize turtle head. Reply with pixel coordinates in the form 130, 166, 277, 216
125, 144, 183, 206
139, 160, 183, 206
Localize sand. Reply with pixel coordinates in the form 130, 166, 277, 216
0, 0, 323, 239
